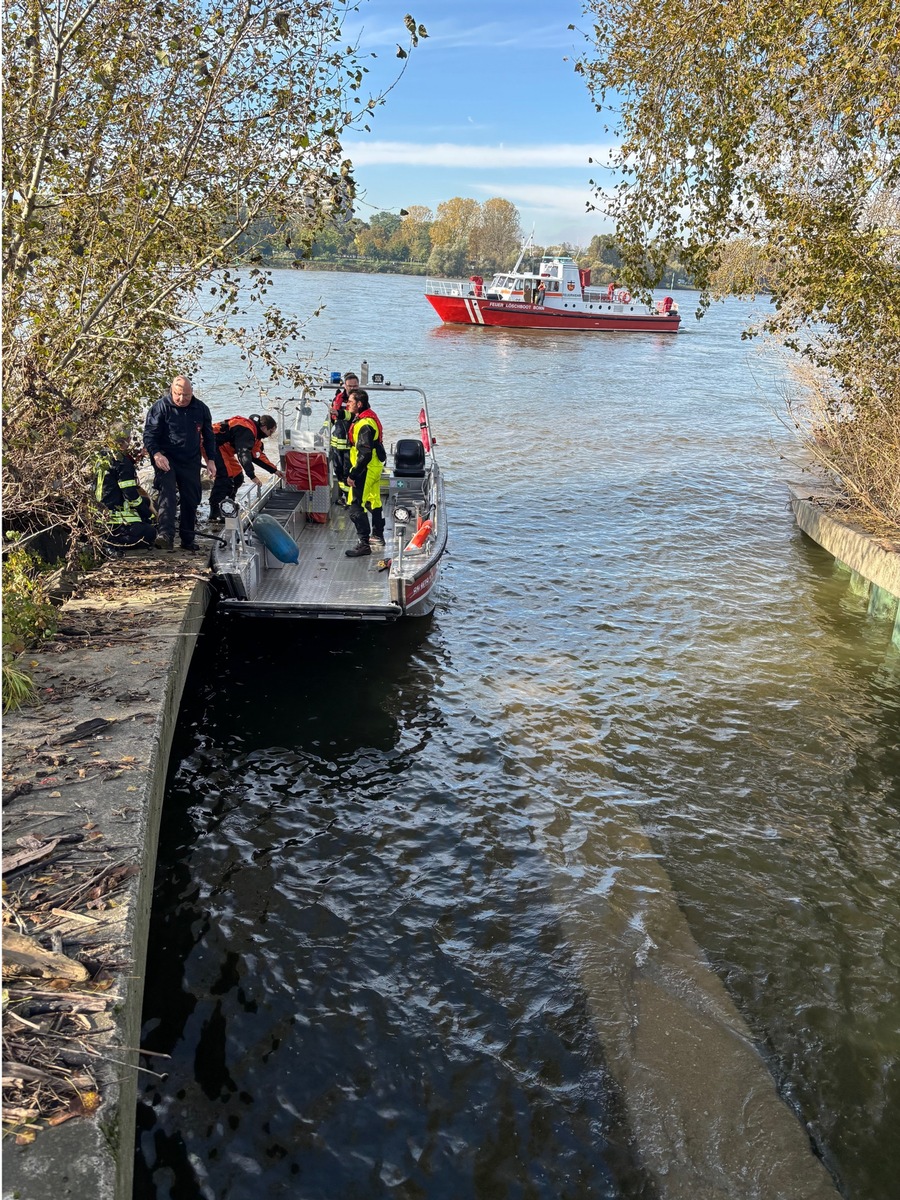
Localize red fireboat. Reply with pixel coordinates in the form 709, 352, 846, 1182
425, 247, 680, 333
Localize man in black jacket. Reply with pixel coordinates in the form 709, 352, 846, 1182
143, 376, 216, 551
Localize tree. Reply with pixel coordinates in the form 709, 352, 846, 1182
578, 9, 900, 352
390, 206, 432, 263
307, 216, 366, 260
430, 197, 481, 252
471, 198, 522, 272
574, 0, 900, 522
353, 210, 402, 260
426, 240, 469, 277
369, 211, 402, 240
2, 0, 425, 556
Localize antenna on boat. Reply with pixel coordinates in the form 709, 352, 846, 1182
511, 227, 535, 274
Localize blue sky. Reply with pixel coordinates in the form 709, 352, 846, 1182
341, 0, 619, 247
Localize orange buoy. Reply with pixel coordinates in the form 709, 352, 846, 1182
406, 519, 432, 550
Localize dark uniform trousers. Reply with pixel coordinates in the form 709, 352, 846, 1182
155, 461, 202, 543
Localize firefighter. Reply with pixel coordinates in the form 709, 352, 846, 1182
208, 414, 284, 521
329, 372, 358, 505
343, 388, 387, 558
95, 430, 156, 554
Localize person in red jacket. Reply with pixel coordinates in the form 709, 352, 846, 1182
208, 414, 284, 521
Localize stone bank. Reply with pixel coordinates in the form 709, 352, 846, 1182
789, 482, 900, 646
2, 552, 210, 1200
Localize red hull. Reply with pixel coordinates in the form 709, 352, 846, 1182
425, 292, 680, 333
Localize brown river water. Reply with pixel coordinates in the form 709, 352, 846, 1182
133, 272, 900, 1199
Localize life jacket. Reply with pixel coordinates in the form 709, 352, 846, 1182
213, 416, 276, 478
349, 409, 385, 464
348, 410, 386, 510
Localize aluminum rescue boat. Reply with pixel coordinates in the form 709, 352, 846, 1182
207, 366, 447, 620
425, 248, 680, 333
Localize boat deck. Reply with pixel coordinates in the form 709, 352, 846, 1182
209, 489, 403, 619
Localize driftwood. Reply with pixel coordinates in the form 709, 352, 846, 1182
2, 838, 61, 874
3, 930, 89, 981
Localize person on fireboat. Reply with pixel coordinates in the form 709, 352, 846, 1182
330, 371, 358, 505
343, 388, 387, 559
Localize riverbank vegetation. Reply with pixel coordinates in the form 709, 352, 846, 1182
237, 197, 691, 288
575, 0, 900, 528
1, 0, 424, 705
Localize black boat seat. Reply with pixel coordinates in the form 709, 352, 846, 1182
394, 438, 426, 478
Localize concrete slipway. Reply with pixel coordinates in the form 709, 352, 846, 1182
3, 490, 898, 1200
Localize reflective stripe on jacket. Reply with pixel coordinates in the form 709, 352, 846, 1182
330, 391, 350, 450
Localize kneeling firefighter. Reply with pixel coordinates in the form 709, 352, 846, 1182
344, 388, 387, 559
95, 430, 156, 552
208, 414, 284, 520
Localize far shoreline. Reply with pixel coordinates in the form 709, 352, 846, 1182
232, 256, 702, 292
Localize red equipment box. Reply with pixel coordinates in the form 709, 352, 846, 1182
284, 451, 330, 523
285, 450, 328, 490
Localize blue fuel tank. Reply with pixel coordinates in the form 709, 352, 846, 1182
251, 513, 300, 564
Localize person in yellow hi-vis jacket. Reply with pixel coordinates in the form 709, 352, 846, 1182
329, 371, 358, 506
95, 429, 157, 554
343, 388, 387, 558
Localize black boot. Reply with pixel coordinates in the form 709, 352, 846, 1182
345, 540, 372, 558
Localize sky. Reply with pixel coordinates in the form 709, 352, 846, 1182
340, 0, 619, 248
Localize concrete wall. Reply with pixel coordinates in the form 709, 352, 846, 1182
2, 575, 211, 1200
789, 484, 900, 647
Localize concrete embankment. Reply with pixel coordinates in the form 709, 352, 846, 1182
789, 481, 900, 646
2, 553, 210, 1200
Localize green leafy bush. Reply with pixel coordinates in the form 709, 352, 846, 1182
2, 544, 58, 712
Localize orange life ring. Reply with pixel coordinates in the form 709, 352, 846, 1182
619, 290, 631, 304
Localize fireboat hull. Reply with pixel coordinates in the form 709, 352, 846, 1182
425, 292, 681, 333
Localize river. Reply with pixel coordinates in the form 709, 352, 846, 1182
133, 271, 900, 1199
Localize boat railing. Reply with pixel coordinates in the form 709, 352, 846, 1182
582, 287, 634, 305
424, 277, 480, 298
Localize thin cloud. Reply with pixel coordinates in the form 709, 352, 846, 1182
471, 182, 614, 214
343, 16, 581, 53
343, 141, 616, 169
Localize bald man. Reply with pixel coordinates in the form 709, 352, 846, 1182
143, 375, 216, 551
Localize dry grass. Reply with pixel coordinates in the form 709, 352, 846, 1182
783, 358, 900, 535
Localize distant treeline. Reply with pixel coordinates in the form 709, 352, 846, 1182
234, 196, 693, 288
